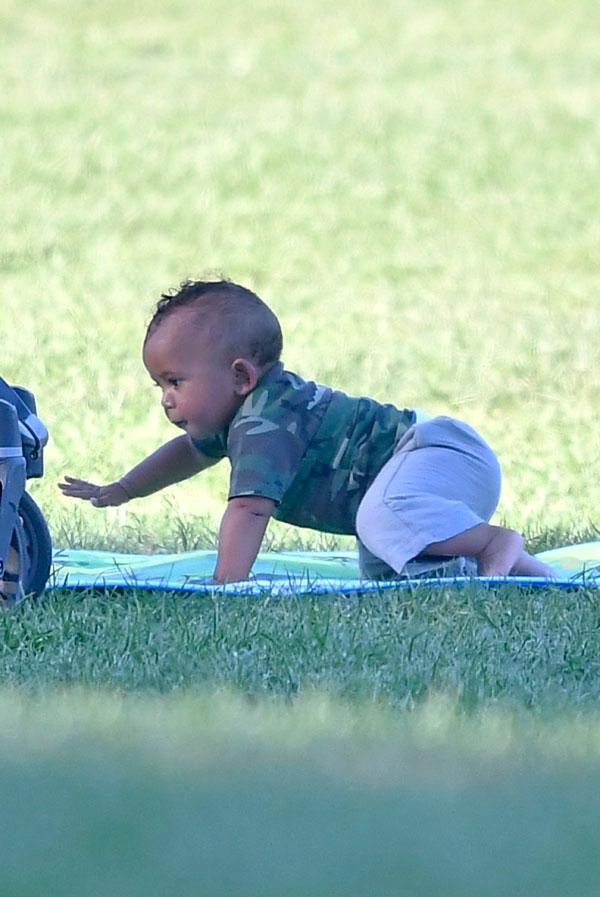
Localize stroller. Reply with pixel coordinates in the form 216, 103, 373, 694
0, 377, 52, 607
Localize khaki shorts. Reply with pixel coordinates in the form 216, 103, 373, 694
355, 416, 502, 578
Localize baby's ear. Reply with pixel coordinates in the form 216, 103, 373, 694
231, 358, 259, 395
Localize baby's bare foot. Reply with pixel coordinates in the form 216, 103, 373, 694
477, 528, 524, 576
510, 551, 557, 579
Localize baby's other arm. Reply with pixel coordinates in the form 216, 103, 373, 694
213, 496, 276, 583
58, 435, 220, 507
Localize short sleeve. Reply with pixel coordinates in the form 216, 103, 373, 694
227, 415, 312, 504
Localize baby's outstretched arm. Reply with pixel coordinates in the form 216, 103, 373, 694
58, 435, 219, 506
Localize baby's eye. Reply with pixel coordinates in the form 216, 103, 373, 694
168, 378, 181, 387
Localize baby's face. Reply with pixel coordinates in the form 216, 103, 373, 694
143, 311, 246, 440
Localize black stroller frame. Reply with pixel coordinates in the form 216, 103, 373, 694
0, 377, 52, 605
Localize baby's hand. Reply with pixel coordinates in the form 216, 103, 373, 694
58, 476, 131, 508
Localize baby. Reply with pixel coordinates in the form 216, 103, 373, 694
59, 279, 555, 583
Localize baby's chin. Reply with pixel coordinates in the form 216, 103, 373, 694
183, 422, 213, 440
184, 414, 235, 440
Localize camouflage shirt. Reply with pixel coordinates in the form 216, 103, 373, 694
192, 362, 416, 535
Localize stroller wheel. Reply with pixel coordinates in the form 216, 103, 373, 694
0, 492, 52, 608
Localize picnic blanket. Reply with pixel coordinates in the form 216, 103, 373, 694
48, 541, 600, 596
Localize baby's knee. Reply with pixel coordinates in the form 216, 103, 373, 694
489, 524, 524, 549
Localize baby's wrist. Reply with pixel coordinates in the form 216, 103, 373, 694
116, 478, 136, 501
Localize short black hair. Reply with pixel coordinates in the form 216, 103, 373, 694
146, 279, 283, 367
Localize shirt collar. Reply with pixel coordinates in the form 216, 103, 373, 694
255, 360, 284, 388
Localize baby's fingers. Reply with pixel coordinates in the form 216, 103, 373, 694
58, 478, 129, 508
58, 477, 101, 500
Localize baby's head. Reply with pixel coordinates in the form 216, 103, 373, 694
145, 279, 282, 368
143, 279, 283, 438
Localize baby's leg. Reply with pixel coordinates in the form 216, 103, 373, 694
425, 523, 521, 575
355, 416, 556, 579
356, 417, 504, 576
425, 524, 555, 578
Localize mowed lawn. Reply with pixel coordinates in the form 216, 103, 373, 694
1, 0, 600, 894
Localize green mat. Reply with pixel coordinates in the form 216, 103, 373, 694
49, 542, 600, 595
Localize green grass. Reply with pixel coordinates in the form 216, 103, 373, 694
3, 687, 600, 897
3, 583, 600, 894
1, 0, 600, 892
1, 0, 598, 543
3, 585, 600, 709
